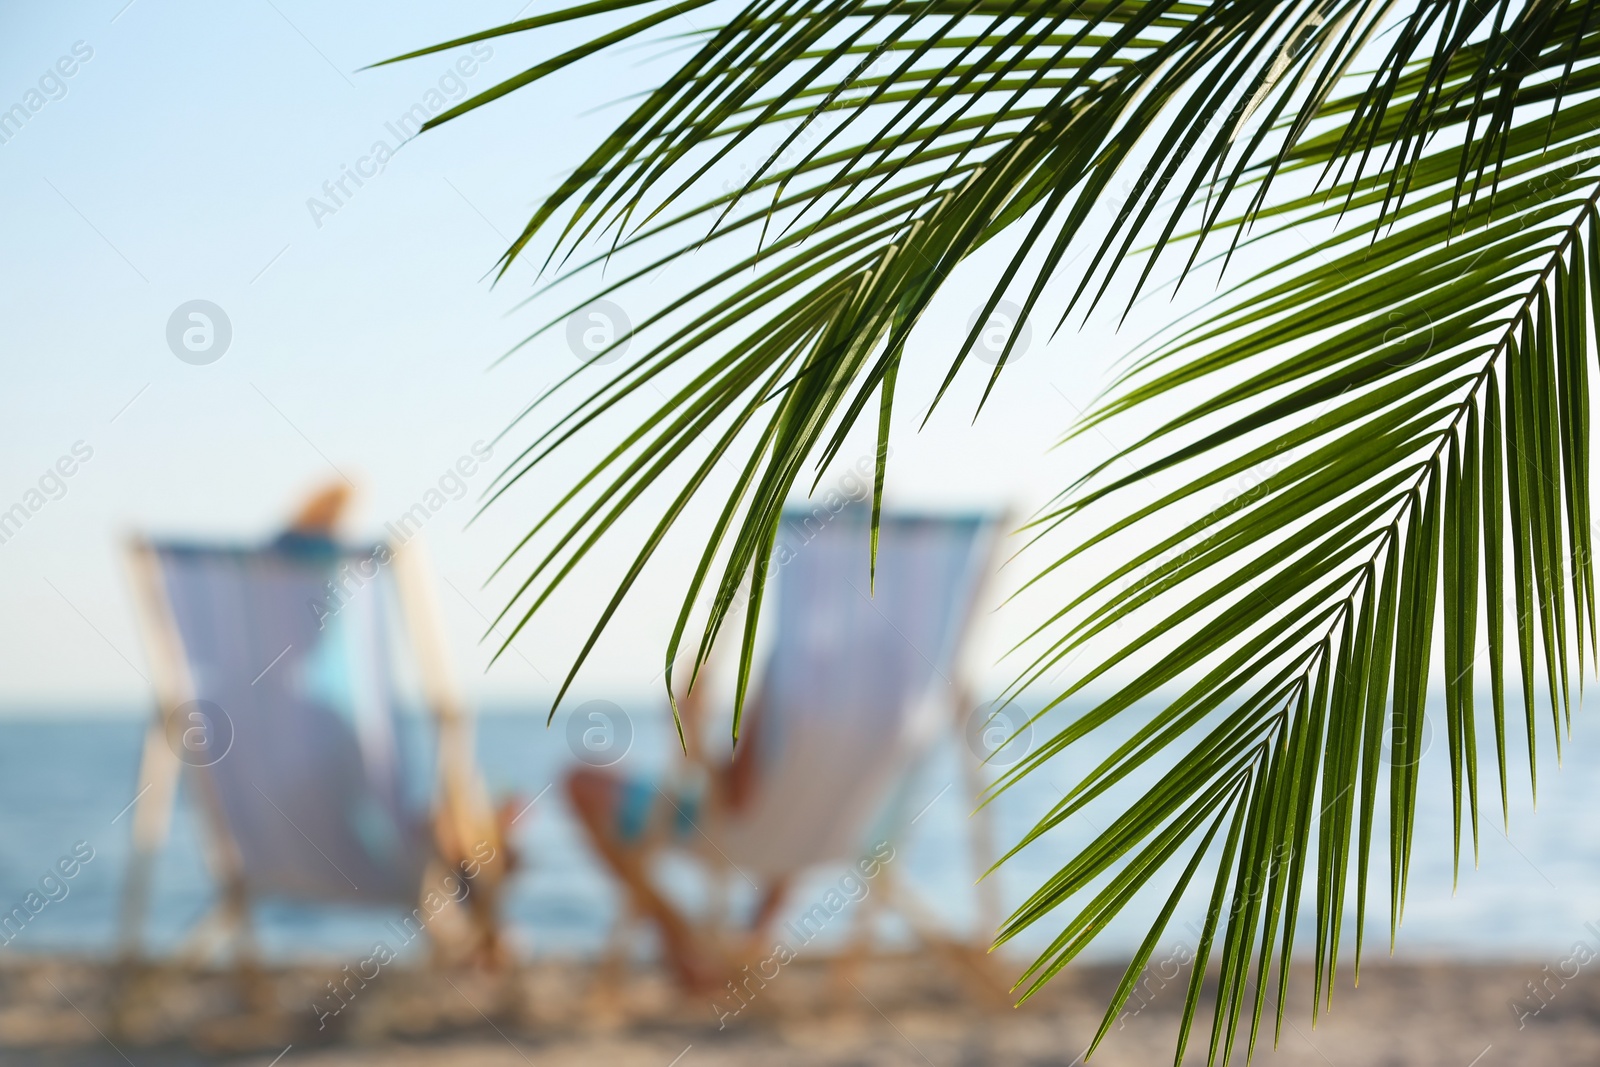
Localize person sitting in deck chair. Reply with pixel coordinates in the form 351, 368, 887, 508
566, 506, 1002, 991
121, 480, 523, 973
274, 481, 527, 965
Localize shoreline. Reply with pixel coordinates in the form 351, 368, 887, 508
0, 951, 1594, 1065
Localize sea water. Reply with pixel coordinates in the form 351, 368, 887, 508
0, 700, 1596, 967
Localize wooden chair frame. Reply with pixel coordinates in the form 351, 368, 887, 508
116, 535, 505, 973
595, 510, 1015, 1009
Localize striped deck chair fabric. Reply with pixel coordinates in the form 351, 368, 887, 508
145, 539, 431, 905
715, 506, 1001, 878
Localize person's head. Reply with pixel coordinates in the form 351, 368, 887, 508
286, 481, 354, 536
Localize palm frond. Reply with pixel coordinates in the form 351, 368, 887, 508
391, 1, 1600, 1062
996, 30, 1600, 1066
403, 0, 1573, 714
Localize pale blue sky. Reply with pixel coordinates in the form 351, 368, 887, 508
0, 1, 1165, 710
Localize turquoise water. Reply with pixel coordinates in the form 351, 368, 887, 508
0, 702, 1596, 966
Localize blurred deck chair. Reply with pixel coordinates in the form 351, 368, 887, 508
587, 505, 1011, 1005
117, 533, 513, 987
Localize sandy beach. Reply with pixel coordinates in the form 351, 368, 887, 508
0, 950, 1591, 1066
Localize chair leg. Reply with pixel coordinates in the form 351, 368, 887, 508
888, 877, 1014, 1009
175, 902, 226, 964
587, 899, 635, 1023
220, 878, 274, 1014
830, 869, 887, 1004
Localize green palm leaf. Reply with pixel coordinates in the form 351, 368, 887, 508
389, 1, 1600, 1061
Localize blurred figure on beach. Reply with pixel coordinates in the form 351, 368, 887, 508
276, 479, 526, 969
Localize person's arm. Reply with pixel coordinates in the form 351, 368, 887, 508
673, 655, 711, 767
672, 630, 764, 813
725, 702, 763, 811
